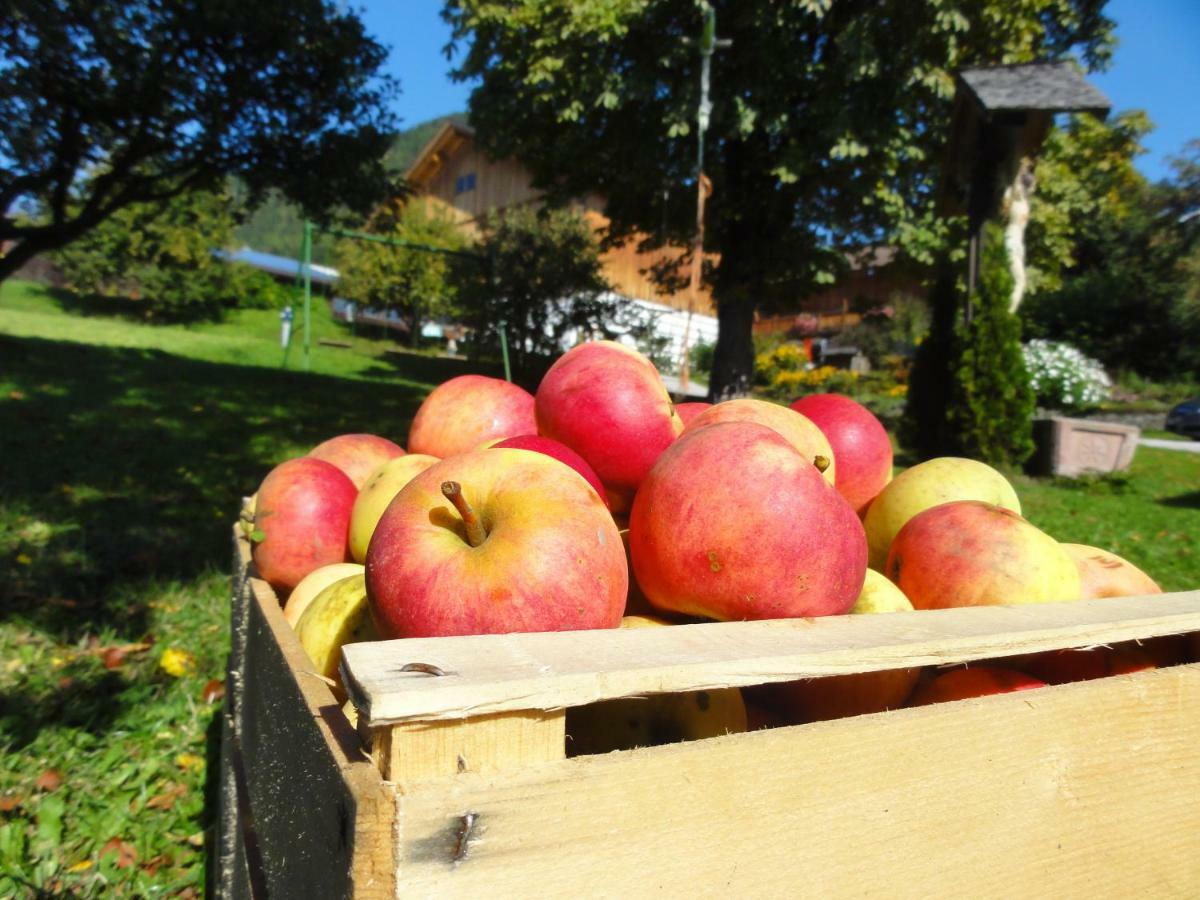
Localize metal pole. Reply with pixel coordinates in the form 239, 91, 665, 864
498, 318, 512, 383
302, 220, 313, 372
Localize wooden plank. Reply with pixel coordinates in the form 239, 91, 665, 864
342, 591, 1200, 725
390, 664, 1200, 897
373, 710, 565, 788
231, 538, 397, 898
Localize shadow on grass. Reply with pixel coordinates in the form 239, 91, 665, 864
1159, 491, 1200, 510
0, 332, 439, 642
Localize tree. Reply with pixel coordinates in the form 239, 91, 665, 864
457, 206, 628, 376
0, 0, 398, 282
336, 201, 469, 347
1020, 141, 1200, 378
53, 186, 257, 322
442, 0, 1113, 398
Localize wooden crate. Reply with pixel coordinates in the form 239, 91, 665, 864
217, 528, 1200, 898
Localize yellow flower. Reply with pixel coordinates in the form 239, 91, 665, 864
16, 553, 32, 566
175, 753, 204, 773
159, 648, 195, 677
888, 384, 909, 397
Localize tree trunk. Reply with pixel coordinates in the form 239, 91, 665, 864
707, 297, 756, 400
0, 239, 44, 284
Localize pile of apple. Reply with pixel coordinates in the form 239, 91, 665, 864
246, 340, 1177, 749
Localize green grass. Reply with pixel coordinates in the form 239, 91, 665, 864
1, 277, 1198, 894
0, 279, 475, 895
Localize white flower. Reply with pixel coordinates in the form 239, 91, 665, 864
1022, 340, 1110, 411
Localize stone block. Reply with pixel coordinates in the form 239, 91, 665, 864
1029, 416, 1139, 477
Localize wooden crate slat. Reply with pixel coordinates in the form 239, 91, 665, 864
389, 663, 1200, 898
342, 590, 1200, 725
230, 538, 396, 898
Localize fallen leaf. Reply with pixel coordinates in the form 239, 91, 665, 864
35, 769, 63, 792
100, 838, 137, 869
15, 553, 32, 566
57, 676, 74, 690
159, 647, 194, 677
202, 679, 225, 705
67, 860, 93, 873
0, 795, 21, 812
102, 647, 126, 669
146, 782, 187, 811
175, 753, 204, 773
5, 658, 22, 673
186, 831, 205, 848
8, 390, 25, 400
141, 853, 170, 877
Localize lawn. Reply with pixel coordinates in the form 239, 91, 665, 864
1, 278, 1198, 895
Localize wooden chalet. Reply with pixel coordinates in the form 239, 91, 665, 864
405, 119, 717, 317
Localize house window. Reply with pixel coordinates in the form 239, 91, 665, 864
454, 172, 477, 194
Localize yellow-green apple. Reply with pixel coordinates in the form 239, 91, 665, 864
1061, 543, 1162, 599
864, 457, 1021, 570
684, 398, 836, 485
348, 454, 441, 562
252, 457, 356, 594
490, 434, 608, 505
366, 449, 627, 637
789, 393, 892, 515
909, 666, 1046, 706
308, 433, 405, 489
566, 614, 747, 755
630, 421, 867, 621
534, 341, 683, 513
408, 375, 536, 458
885, 501, 1080, 609
674, 401, 712, 425
295, 574, 377, 698
284, 563, 365, 627
771, 571, 919, 723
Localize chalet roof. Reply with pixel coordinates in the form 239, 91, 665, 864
405, 116, 475, 185
958, 62, 1111, 114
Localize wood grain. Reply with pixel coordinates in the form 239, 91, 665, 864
390, 663, 1200, 897
341, 591, 1200, 725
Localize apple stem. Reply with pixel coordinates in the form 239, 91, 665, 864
441, 481, 487, 547
813, 455, 831, 473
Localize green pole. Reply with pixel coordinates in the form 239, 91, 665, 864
302, 220, 313, 372
498, 318, 512, 383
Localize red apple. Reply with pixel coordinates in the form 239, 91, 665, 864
1060, 543, 1162, 599
535, 341, 683, 513
909, 666, 1046, 706
684, 398, 836, 485
252, 457, 356, 594
408, 375, 536, 458
885, 501, 1080, 610
788, 393, 892, 516
366, 449, 627, 638
308, 433, 405, 490
674, 401, 712, 425
629, 421, 867, 621
491, 434, 608, 505
1013, 644, 1155, 685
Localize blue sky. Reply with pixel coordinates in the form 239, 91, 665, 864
366, 0, 1198, 182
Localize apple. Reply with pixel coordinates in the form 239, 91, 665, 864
674, 401, 712, 425
885, 500, 1081, 609
366, 449, 627, 638
308, 433, 405, 490
863, 457, 1021, 570
684, 398, 836, 485
348, 454, 441, 562
535, 340, 683, 513
491, 434, 608, 505
295, 574, 377, 698
771, 571, 919, 723
284, 563, 365, 627
629, 421, 867, 621
909, 666, 1046, 706
1060, 543, 1162, 599
789, 393, 892, 515
566, 614, 747, 755
408, 375, 536, 458
1012, 644, 1155, 685
252, 457, 356, 594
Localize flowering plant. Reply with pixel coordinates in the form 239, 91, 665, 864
1022, 339, 1110, 411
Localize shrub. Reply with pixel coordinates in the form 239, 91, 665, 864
1022, 339, 1111, 411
